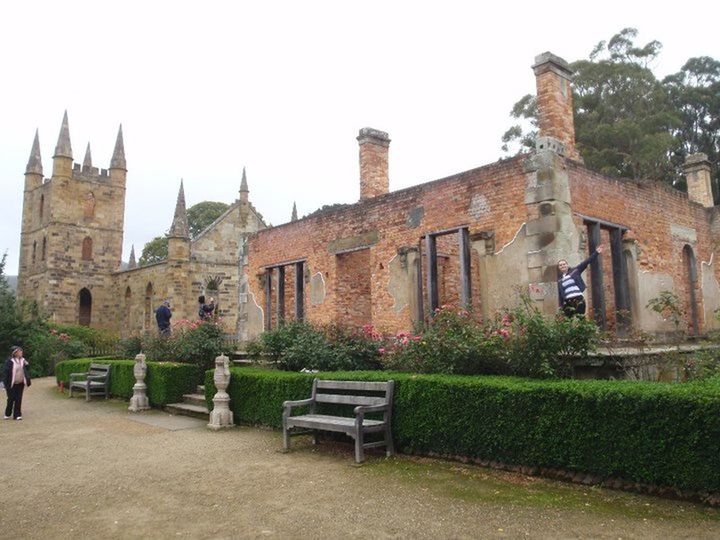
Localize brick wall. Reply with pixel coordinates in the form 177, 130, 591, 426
247, 155, 530, 334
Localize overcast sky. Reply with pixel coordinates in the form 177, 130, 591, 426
2, 1, 718, 275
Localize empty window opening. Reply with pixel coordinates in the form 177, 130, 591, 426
144, 282, 154, 332
41, 237, 46, 261
583, 217, 631, 332
79, 288, 92, 326
422, 227, 472, 316
264, 259, 306, 330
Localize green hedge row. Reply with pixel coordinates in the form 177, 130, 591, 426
56, 358, 197, 406
205, 368, 720, 492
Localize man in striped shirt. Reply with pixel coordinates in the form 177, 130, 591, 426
557, 245, 605, 317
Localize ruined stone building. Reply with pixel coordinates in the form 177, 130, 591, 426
17, 52, 720, 340
17, 112, 265, 335
243, 52, 720, 339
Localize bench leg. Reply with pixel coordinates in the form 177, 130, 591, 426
86, 389, 90, 402
312, 431, 319, 445
385, 426, 394, 457
282, 424, 290, 452
355, 430, 364, 464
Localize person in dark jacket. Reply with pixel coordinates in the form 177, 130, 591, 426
557, 245, 605, 317
4, 346, 31, 420
155, 300, 172, 335
198, 295, 215, 321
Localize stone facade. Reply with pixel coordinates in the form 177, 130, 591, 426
17, 115, 265, 336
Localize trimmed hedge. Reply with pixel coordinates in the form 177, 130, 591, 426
56, 358, 197, 406
205, 368, 720, 492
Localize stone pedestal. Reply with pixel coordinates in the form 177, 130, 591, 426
128, 353, 150, 412
208, 354, 234, 430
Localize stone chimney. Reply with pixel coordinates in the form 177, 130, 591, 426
357, 127, 390, 200
684, 153, 714, 207
532, 52, 580, 161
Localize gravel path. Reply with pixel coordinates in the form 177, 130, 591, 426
1, 377, 719, 539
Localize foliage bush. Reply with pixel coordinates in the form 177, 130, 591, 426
206, 368, 720, 493
120, 319, 227, 383
56, 358, 196, 406
250, 299, 598, 379
248, 321, 383, 372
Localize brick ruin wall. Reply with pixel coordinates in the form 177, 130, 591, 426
568, 162, 720, 333
246, 155, 531, 335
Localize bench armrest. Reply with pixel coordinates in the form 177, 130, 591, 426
282, 398, 314, 418
68, 372, 88, 381
354, 403, 389, 416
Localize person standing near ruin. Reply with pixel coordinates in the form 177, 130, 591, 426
4, 346, 31, 420
198, 295, 215, 321
557, 245, 605, 317
155, 300, 172, 335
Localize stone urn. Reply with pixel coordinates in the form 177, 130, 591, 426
128, 353, 150, 412
208, 354, 234, 430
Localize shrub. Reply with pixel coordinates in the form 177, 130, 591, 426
122, 319, 227, 383
206, 368, 720, 493
55, 358, 196, 406
248, 321, 384, 372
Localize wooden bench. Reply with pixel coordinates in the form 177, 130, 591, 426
68, 363, 111, 402
282, 379, 395, 463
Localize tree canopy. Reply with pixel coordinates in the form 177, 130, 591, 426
138, 201, 230, 266
502, 28, 719, 196
187, 201, 229, 238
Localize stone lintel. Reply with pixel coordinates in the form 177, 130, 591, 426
327, 230, 379, 254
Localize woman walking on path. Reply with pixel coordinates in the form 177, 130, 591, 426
4, 346, 31, 420
557, 245, 605, 317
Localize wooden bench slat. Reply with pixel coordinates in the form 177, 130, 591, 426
314, 394, 385, 406
315, 380, 389, 391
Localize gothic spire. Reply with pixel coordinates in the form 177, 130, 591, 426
240, 167, 248, 192
83, 142, 92, 168
26, 129, 43, 175
53, 110, 72, 159
291, 201, 298, 221
110, 124, 126, 170
169, 179, 189, 238
239, 166, 249, 204
128, 245, 137, 269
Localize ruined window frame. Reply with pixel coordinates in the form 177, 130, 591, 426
580, 215, 631, 332
262, 258, 307, 331
422, 226, 472, 316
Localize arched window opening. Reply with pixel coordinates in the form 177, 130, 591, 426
79, 288, 92, 326
144, 282, 154, 331
32, 241, 37, 264
84, 192, 96, 219
42, 237, 47, 261
682, 245, 699, 335
82, 237, 93, 261
39, 194, 44, 221
125, 286, 132, 330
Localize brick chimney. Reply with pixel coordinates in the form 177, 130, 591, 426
532, 52, 580, 161
357, 127, 390, 200
684, 153, 714, 207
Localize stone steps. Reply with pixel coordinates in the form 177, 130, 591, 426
164, 385, 209, 420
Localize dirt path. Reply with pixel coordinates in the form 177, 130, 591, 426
1, 377, 719, 539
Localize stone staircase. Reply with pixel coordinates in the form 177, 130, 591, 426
164, 385, 209, 420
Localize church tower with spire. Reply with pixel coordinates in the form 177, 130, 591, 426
17, 112, 128, 327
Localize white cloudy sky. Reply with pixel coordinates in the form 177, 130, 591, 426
1, 1, 718, 275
